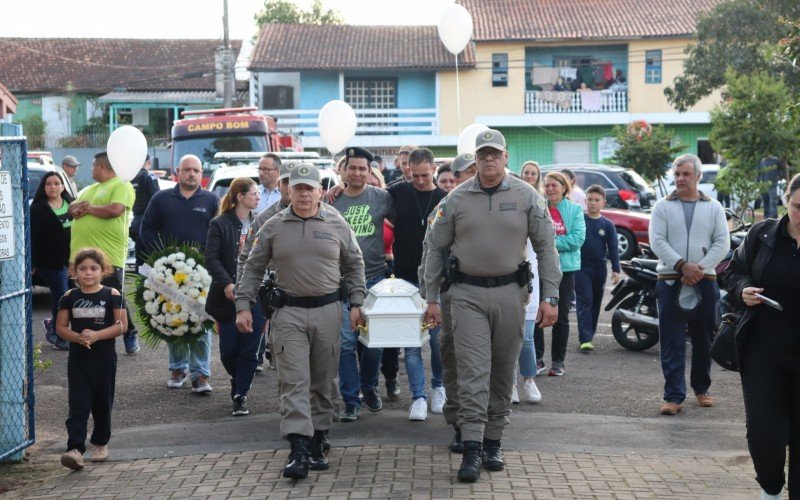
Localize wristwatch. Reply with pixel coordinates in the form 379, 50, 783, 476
348, 303, 362, 311
543, 297, 559, 307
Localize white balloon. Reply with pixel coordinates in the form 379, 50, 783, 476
318, 100, 357, 155
106, 125, 148, 182
457, 123, 490, 155
437, 4, 473, 55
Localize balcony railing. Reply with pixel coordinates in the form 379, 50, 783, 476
259, 108, 438, 137
524, 90, 628, 113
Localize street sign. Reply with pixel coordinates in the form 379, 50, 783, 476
0, 171, 14, 260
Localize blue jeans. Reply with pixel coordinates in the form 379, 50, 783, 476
518, 320, 537, 377
340, 274, 385, 407
168, 328, 213, 381
655, 279, 719, 403
39, 266, 68, 323
218, 302, 265, 398
575, 266, 607, 344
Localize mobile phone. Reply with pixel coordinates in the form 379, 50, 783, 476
755, 293, 783, 311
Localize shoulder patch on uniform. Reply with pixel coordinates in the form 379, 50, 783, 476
436, 204, 446, 219
252, 236, 259, 248
537, 198, 546, 211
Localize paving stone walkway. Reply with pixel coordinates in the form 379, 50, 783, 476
18, 445, 760, 499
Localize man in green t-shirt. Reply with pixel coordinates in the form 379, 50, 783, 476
69, 151, 138, 353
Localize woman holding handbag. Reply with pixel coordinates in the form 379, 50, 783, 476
724, 173, 800, 499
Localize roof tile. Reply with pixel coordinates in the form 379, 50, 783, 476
0, 38, 243, 93
462, 0, 724, 41
249, 24, 474, 71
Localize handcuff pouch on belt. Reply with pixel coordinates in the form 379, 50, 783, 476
441, 252, 456, 293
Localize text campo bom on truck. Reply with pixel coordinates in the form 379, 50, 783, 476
170, 107, 302, 186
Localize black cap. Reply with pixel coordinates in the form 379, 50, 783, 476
345, 147, 374, 163
94, 150, 108, 159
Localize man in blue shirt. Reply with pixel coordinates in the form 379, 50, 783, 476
140, 154, 220, 394
255, 153, 282, 214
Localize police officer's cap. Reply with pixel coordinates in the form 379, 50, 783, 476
451, 153, 476, 173
279, 161, 297, 181
289, 163, 321, 188
345, 147, 374, 163
475, 129, 507, 153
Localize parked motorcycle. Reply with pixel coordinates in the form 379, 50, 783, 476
605, 209, 750, 352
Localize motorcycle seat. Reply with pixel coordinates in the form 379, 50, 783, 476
632, 258, 659, 271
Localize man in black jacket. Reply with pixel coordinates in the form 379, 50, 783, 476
130, 154, 160, 270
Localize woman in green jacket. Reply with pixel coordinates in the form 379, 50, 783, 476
534, 171, 586, 376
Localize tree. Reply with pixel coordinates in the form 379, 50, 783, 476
609, 122, 683, 184
254, 0, 342, 27
710, 70, 800, 215
18, 115, 45, 149
664, 0, 800, 112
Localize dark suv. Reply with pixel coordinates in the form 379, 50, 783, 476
540, 164, 656, 210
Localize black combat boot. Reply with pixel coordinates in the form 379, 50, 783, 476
457, 441, 483, 483
309, 430, 330, 471
449, 426, 464, 454
282, 434, 311, 479
482, 438, 504, 471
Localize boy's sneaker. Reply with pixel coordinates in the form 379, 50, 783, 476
255, 360, 265, 373
536, 358, 547, 376
42, 319, 56, 345
511, 384, 520, 404
580, 342, 595, 352
232, 396, 250, 416
363, 388, 383, 412
60, 449, 84, 470
385, 379, 400, 401
409, 398, 427, 421
167, 370, 187, 388
522, 378, 542, 403
340, 404, 360, 422
123, 333, 140, 355
191, 376, 213, 394
91, 444, 108, 462
548, 362, 565, 377
430, 386, 446, 414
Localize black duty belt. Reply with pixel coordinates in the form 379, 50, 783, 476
453, 270, 518, 288
275, 289, 341, 309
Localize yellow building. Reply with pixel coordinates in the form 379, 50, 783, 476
442, 0, 726, 169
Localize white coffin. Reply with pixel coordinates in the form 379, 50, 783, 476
358, 278, 430, 348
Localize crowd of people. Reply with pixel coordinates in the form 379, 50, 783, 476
39, 138, 799, 496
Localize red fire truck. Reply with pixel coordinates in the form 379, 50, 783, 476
170, 107, 301, 186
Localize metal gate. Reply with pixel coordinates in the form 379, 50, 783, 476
0, 136, 34, 462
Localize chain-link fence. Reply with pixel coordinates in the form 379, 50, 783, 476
0, 136, 34, 462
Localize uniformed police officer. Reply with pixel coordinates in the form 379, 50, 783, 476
235, 164, 366, 480
418, 153, 478, 454
424, 130, 562, 483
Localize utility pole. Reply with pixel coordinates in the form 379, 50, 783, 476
222, 0, 233, 108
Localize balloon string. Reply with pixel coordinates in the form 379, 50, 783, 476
455, 54, 461, 134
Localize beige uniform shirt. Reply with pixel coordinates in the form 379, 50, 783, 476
235, 204, 366, 313
424, 173, 562, 300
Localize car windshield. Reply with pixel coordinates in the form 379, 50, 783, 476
702, 170, 718, 184
210, 175, 258, 199
619, 170, 651, 191
172, 135, 268, 175
28, 170, 50, 197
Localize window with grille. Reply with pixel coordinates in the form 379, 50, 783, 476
645, 50, 662, 84
345, 79, 397, 135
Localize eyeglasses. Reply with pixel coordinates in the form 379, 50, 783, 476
476, 150, 503, 161
259, 167, 279, 172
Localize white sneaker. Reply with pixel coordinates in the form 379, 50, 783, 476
522, 378, 542, 404
167, 370, 187, 388
430, 386, 446, 414
511, 384, 520, 404
761, 489, 782, 500
409, 398, 427, 421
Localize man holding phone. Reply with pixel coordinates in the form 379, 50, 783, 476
649, 154, 730, 416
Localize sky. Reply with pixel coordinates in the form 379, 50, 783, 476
2, 0, 458, 39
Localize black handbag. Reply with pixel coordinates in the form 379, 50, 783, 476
710, 312, 742, 372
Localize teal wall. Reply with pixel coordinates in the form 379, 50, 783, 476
499, 124, 712, 173
397, 73, 435, 108
299, 72, 339, 109
14, 96, 42, 121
